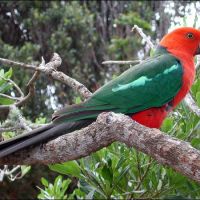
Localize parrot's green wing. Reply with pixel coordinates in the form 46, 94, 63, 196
53, 53, 183, 123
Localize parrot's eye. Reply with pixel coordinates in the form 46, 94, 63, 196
186, 33, 194, 39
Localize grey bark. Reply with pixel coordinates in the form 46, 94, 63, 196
1, 112, 200, 184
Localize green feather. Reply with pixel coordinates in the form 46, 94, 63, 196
53, 51, 183, 124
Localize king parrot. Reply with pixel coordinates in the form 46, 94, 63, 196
0, 27, 200, 158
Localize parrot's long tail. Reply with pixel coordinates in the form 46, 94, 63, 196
0, 119, 94, 158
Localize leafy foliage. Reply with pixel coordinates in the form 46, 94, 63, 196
0, 68, 14, 105
115, 12, 151, 30
37, 176, 71, 199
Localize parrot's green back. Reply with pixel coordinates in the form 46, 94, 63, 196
53, 51, 183, 123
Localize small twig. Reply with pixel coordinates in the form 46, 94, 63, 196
16, 71, 40, 107
0, 122, 46, 135
0, 57, 36, 70
6, 166, 22, 181
0, 93, 21, 101
102, 60, 140, 65
10, 105, 32, 132
5, 165, 21, 175
15, 58, 43, 107
0, 127, 20, 134
0, 165, 23, 182
131, 25, 155, 49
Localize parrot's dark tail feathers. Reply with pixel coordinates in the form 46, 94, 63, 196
0, 120, 93, 158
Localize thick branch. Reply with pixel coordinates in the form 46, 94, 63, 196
1, 112, 200, 183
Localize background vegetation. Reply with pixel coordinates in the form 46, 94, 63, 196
0, 1, 200, 199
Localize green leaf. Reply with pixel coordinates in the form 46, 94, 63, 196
35, 117, 47, 124
4, 68, 13, 79
2, 132, 15, 140
75, 96, 82, 104
112, 165, 130, 190
0, 97, 15, 105
72, 188, 86, 199
37, 193, 44, 199
62, 179, 71, 190
41, 177, 49, 187
49, 161, 81, 178
21, 165, 31, 177
161, 117, 174, 132
115, 156, 126, 170
47, 183, 54, 194
0, 69, 4, 77
85, 188, 95, 199
191, 138, 200, 149
196, 91, 200, 107
157, 179, 162, 191
102, 164, 113, 184
0, 82, 13, 93
54, 175, 62, 195
0, 78, 6, 87
60, 179, 71, 197
150, 49, 155, 57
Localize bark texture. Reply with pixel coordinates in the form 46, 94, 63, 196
1, 112, 200, 183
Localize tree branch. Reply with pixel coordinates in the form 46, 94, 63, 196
102, 60, 140, 65
10, 105, 32, 132
131, 25, 154, 49
0, 127, 20, 134
1, 112, 200, 183
0, 93, 21, 101
0, 53, 92, 100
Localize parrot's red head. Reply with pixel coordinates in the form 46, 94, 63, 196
159, 27, 200, 57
